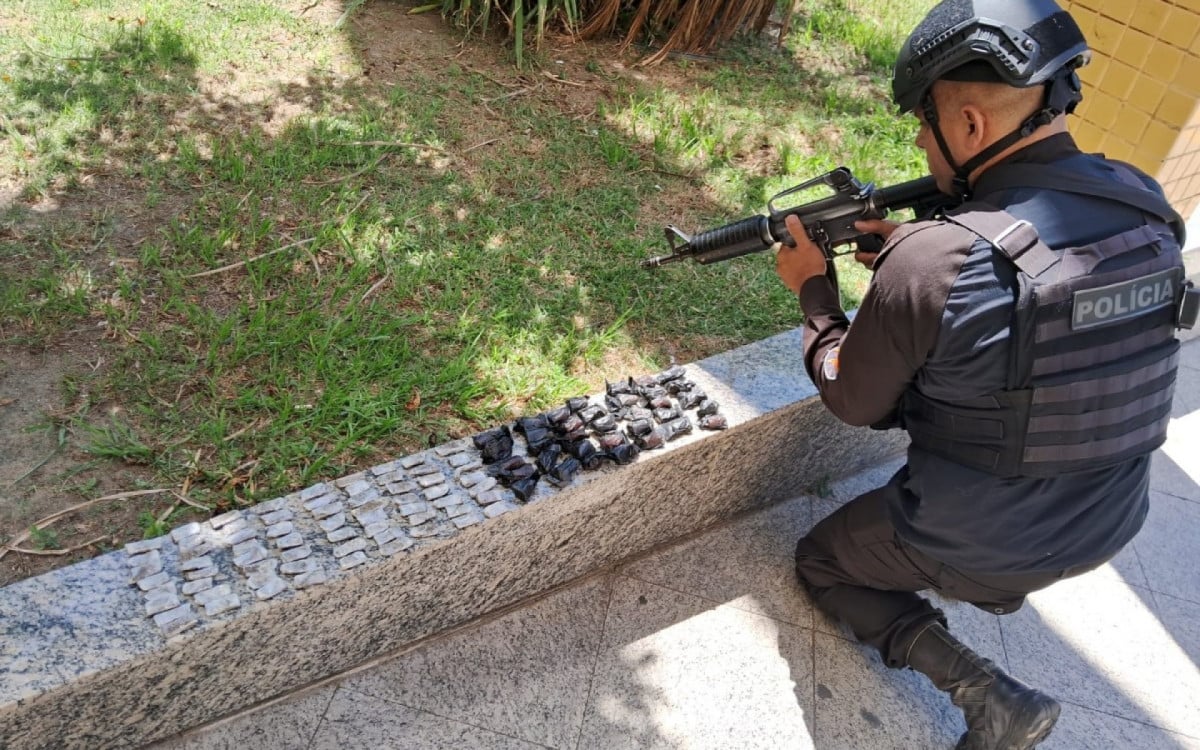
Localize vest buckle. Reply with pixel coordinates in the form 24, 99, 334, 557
992, 220, 1039, 260
1179, 280, 1199, 330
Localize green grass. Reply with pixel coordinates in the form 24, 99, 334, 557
1, 0, 935, 519
794, 0, 929, 71
28, 525, 61, 550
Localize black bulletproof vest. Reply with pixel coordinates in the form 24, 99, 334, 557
900, 162, 1188, 478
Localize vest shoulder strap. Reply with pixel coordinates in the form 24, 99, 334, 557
943, 203, 1059, 277
980, 161, 1186, 245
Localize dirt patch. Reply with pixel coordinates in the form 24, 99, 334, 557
1, 1, 544, 584
0, 345, 166, 586
0, 171, 205, 584
0, 0, 781, 585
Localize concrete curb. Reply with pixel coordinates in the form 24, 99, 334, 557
0, 328, 907, 750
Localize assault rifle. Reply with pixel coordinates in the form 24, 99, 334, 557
641, 168, 952, 281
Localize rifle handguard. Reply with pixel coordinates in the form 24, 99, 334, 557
643, 169, 947, 269
663, 216, 774, 267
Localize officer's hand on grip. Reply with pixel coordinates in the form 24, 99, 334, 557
852, 219, 900, 270
776, 215, 831, 294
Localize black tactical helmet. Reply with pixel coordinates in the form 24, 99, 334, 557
892, 0, 1090, 114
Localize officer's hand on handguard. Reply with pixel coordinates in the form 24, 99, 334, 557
852, 219, 900, 270
776, 214, 830, 295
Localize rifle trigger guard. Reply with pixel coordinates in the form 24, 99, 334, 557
808, 224, 831, 254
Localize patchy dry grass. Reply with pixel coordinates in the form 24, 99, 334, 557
0, 0, 933, 583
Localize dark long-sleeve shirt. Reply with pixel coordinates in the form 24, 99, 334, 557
798, 133, 1154, 575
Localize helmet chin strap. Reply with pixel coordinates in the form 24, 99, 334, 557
921, 68, 1084, 201
921, 93, 971, 199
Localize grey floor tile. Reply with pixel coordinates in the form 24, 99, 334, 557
1000, 572, 1200, 738
1155, 403, 1200, 500
1133, 490, 1200, 602
579, 576, 814, 750
150, 683, 336, 750
1097, 542, 1149, 589
1173, 342, 1199, 390
1045, 703, 1200, 750
812, 630, 963, 750
618, 461, 910, 632
804, 456, 908, 531
822, 456, 907, 506
339, 576, 610, 749
723, 492, 816, 558
311, 687, 546, 750
1171, 380, 1200, 418
620, 509, 814, 628
669, 453, 903, 565
1150, 592, 1200, 682
1178, 338, 1200, 373
1151, 452, 1200, 505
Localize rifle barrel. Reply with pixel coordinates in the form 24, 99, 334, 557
874, 175, 941, 212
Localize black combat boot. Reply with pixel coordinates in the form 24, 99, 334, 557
905, 623, 1060, 750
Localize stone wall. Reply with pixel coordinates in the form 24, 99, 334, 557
1063, 0, 1200, 217
0, 329, 907, 750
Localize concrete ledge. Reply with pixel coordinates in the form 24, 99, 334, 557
0, 329, 906, 750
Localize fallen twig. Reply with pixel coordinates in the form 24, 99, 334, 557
463, 138, 500, 154
6, 535, 110, 557
0, 488, 172, 561
482, 87, 533, 104
360, 275, 391, 303
541, 71, 589, 87
172, 490, 209, 512
181, 237, 318, 279
303, 153, 390, 187
330, 140, 451, 154
223, 418, 270, 443
346, 192, 373, 217
301, 244, 322, 280
156, 501, 179, 524
231, 459, 260, 475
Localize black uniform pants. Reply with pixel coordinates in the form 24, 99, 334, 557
794, 478, 1110, 669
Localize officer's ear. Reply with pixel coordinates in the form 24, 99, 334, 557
960, 105, 985, 145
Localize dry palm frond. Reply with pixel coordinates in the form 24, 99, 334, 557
443, 0, 783, 67
579, 0, 781, 65
577, 0, 624, 38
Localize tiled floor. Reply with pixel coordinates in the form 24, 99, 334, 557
153, 338, 1200, 750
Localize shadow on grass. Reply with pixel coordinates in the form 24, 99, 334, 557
4, 22, 198, 193
0, 0, 912, 547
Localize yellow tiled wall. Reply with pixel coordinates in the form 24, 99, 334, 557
1063, 0, 1200, 218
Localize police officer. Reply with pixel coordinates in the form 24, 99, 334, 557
774, 1, 1190, 748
